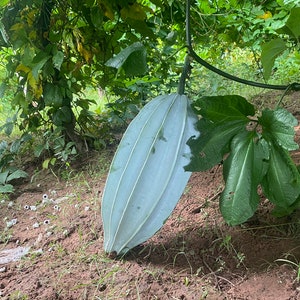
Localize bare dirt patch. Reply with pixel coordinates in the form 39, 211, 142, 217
1, 91, 300, 300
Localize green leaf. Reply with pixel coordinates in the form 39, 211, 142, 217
105, 42, 147, 76
220, 132, 269, 225
186, 95, 254, 171
195, 95, 255, 122
42, 157, 56, 169
44, 83, 63, 107
6, 169, 28, 182
261, 142, 300, 216
261, 38, 286, 80
34, 144, 45, 157
90, 8, 103, 28
186, 119, 248, 171
31, 52, 51, 79
0, 20, 9, 44
52, 106, 73, 126
0, 170, 9, 184
277, 7, 300, 39
0, 0, 10, 7
52, 51, 64, 70
259, 108, 298, 151
0, 114, 17, 136
0, 184, 14, 193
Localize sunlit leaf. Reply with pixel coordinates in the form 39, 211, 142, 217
52, 51, 64, 70
194, 95, 255, 121
261, 38, 286, 80
105, 42, 147, 76
121, 3, 147, 21
277, 7, 300, 39
0, 0, 10, 7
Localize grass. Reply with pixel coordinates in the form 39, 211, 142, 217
276, 251, 300, 282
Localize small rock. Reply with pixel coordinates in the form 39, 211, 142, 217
6, 218, 17, 228
54, 196, 69, 204
0, 246, 31, 264
0, 267, 6, 273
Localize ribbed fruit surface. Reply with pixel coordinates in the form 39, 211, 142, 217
101, 93, 199, 255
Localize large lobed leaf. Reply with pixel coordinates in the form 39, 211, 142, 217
259, 108, 299, 151
220, 132, 268, 225
186, 95, 254, 171
261, 142, 300, 216
101, 93, 198, 255
194, 95, 255, 122
220, 132, 269, 225
186, 119, 247, 171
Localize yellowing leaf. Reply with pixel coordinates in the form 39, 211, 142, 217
82, 48, 93, 63
121, 3, 147, 21
100, 1, 114, 20
29, 30, 37, 40
27, 72, 43, 98
257, 11, 272, 20
16, 64, 30, 74
10, 23, 24, 31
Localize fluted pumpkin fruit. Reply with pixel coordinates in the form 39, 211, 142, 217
101, 93, 199, 255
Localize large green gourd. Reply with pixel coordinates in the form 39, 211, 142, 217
101, 93, 198, 255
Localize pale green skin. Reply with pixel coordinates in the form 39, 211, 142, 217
101, 93, 199, 255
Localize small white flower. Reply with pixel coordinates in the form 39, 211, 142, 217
53, 205, 60, 211
33, 222, 40, 228
6, 218, 18, 228
30, 205, 37, 211
34, 248, 43, 256
84, 206, 90, 211
50, 190, 57, 196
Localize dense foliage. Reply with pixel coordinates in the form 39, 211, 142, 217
0, 0, 300, 225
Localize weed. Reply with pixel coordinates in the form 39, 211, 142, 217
0, 228, 12, 245
276, 253, 300, 282
8, 290, 29, 300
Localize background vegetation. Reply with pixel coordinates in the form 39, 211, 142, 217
0, 0, 299, 204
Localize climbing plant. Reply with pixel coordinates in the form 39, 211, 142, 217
101, 0, 300, 255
